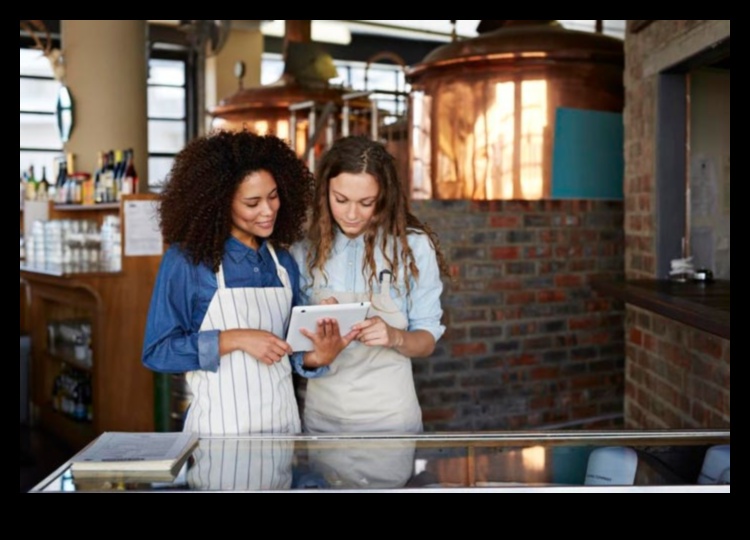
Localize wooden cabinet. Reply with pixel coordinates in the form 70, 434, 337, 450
20, 195, 162, 451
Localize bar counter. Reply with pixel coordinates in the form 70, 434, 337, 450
29, 430, 730, 493
592, 279, 730, 340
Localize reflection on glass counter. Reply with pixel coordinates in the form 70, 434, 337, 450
30, 430, 730, 493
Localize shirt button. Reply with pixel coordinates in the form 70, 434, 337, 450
254, 267, 260, 273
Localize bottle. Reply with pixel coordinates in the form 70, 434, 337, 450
55, 157, 67, 204
25, 165, 37, 201
37, 165, 50, 201
113, 149, 124, 201
93, 151, 105, 204
101, 151, 116, 203
63, 153, 77, 204
122, 148, 138, 196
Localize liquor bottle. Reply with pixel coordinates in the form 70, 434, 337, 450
122, 148, 138, 196
55, 157, 67, 204
63, 153, 77, 204
25, 165, 37, 201
113, 149, 125, 200
37, 165, 50, 201
102, 151, 116, 203
94, 151, 105, 204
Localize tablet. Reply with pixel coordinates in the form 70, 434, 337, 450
286, 302, 371, 352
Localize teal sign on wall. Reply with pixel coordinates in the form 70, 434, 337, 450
551, 108, 624, 200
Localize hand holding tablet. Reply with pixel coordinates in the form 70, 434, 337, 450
286, 302, 371, 351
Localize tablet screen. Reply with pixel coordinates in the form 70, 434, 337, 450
286, 302, 371, 352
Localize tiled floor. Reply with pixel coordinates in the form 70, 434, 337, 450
20, 424, 74, 493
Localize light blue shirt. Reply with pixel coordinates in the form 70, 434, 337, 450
291, 229, 445, 342
142, 237, 322, 378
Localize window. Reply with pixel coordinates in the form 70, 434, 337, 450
20, 48, 62, 182
20, 44, 191, 191
261, 52, 409, 122
147, 55, 188, 189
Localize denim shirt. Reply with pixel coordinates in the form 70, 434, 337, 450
142, 237, 322, 377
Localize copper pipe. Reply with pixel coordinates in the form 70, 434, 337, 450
283, 20, 311, 60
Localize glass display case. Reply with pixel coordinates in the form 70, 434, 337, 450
29, 430, 730, 493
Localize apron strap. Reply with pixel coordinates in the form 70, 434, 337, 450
215, 263, 226, 290
266, 242, 290, 289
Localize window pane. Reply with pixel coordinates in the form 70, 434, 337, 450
364, 67, 399, 92
261, 56, 285, 85
349, 67, 366, 90
20, 113, 62, 149
148, 120, 185, 153
20, 48, 53, 77
20, 78, 60, 112
330, 65, 349, 88
148, 86, 186, 119
148, 58, 185, 86
148, 156, 175, 188
20, 151, 61, 183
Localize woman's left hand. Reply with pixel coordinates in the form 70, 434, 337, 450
353, 316, 403, 349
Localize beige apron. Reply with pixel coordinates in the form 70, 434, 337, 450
304, 271, 423, 434
184, 243, 301, 436
306, 439, 416, 489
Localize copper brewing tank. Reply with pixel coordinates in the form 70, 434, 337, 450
210, 21, 372, 167
406, 20, 624, 200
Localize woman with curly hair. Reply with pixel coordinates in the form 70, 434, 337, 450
292, 135, 450, 435
142, 130, 335, 436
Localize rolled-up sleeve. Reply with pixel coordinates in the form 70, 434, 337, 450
406, 233, 446, 343
287, 242, 329, 378
142, 248, 220, 373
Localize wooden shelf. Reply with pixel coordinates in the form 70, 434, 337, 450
52, 203, 120, 211
593, 279, 730, 340
23, 194, 162, 449
43, 349, 92, 373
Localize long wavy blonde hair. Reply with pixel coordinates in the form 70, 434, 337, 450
305, 136, 449, 296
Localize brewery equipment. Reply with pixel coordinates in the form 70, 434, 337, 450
406, 20, 625, 200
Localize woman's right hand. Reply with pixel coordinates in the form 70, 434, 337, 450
300, 318, 359, 368
220, 329, 293, 365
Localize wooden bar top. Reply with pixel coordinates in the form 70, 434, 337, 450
593, 279, 730, 340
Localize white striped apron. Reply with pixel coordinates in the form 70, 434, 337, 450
183, 243, 301, 435
187, 438, 294, 491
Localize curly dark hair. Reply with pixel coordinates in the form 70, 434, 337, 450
159, 129, 314, 272
307, 135, 450, 296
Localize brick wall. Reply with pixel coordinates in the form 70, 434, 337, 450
412, 200, 625, 431
623, 20, 730, 429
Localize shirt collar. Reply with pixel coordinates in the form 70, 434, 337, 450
332, 228, 364, 255
225, 236, 266, 264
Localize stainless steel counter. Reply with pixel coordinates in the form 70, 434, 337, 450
29, 430, 730, 493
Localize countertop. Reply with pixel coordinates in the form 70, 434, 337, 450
592, 279, 730, 340
28, 430, 731, 493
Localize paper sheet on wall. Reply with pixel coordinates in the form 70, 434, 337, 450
124, 199, 163, 257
